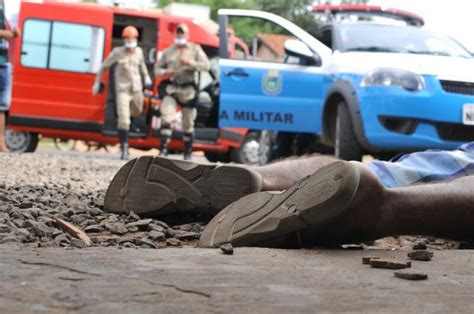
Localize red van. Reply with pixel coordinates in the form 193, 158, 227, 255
6, 1, 267, 164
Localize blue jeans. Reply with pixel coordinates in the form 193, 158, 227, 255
367, 142, 474, 188
0, 63, 12, 112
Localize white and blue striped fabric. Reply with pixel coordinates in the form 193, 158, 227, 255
367, 142, 474, 188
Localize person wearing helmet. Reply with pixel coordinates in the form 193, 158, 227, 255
154, 23, 210, 160
92, 25, 152, 160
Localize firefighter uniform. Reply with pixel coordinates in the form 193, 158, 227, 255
95, 46, 149, 131
154, 24, 210, 159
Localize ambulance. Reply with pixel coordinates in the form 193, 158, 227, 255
6, 1, 266, 164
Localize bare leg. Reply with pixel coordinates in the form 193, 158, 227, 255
0, 112, 9, 153
302, 163, 474, 245
255, 154, 337, 190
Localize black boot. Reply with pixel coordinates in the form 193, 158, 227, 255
118, 129, 129, 160
159, 130, 171, 157
183, 132, 193, 161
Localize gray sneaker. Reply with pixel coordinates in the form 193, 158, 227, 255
104, 156, 262, 217
199, 161, 360, 248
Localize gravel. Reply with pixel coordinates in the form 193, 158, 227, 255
0, 153, 207, 249
0, 152, 464, 251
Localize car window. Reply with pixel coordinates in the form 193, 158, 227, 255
339, 24, 471, 58
228, 16, 296, 63
21, 19, 105, 73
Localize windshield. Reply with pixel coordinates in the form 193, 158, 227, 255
338, 24, 472, 58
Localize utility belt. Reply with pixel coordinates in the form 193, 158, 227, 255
157, 79, 197, 108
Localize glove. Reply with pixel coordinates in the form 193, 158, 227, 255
144, 76, 153, 88
92, 82, 101, 95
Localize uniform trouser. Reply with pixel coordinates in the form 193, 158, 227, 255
160, 94, 197, 137
116, 90, 144, 130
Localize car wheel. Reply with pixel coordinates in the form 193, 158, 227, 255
335, 101, 363, 161
54, 138, 76, 152
5, 129, 39, 153
230, 131, 272, 166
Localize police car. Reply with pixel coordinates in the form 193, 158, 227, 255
217, 5, 474, 161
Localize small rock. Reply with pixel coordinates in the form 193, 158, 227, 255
69, 214, 84, 225
120, 242, 136, 248
154, 220, 170, 229
84, 224, 104, 233
165, 228, 176, 238
220, 243, 234, 255
128, 211, 140, 221
394, 270, 428, 281
127, 219, 153, 230
362, 256, 381, 265
174, 230, 200, 241
434, 239, 447, 245
370, 259, 411, 270
14, 228, 33, 242
148, 230, 166, 241
135, 238, 158, 249
13, 219, 25, 228
166, 238, 182, 247
412, 242, 427, 250
0, 223, 9, 233
408, 250, 433, 261
19, 201, 34, 209
105, 223, 128, 235
32, 222, 53, 238
70, 238, 87, 249
148, 224, 165, 233
37, 216, 54, 227
54, 233, 70, 246
173, 224, 193, 231
127, 226, 139, 233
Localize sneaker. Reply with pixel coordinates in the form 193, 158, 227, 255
199, 161, 360, 248
104, 156, 262, 216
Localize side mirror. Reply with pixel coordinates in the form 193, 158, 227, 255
284, 39, 321, 66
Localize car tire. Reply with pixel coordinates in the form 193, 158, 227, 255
230, 131, 272, 166
5, 129, 39, 153
335, 101, 363, 161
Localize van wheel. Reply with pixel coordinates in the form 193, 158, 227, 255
230, 131, 272, 166
5, 129, 39, 153
204, 151, 230, 163
335, 101, 363, 161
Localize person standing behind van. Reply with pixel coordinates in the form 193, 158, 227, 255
0, 0, 19, 153
154, 24, 210, 160
92, 26, 152, 160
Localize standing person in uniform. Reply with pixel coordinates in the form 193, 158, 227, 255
92, 26, 152, 160
154, 23, 210, 160
0, 0, 20, 153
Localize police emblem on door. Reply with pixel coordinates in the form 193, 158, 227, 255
262, 70, 283, 96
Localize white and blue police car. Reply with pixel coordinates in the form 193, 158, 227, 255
216, 5, 474, 161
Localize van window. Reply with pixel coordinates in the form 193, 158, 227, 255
21, 19, 105, 73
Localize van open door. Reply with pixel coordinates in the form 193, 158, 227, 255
102, 14, 158, 138
217, 9, 332, 134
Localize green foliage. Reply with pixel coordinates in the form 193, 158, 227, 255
156, 0, 319, 44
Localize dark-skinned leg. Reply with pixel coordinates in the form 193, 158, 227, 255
255, 154, 337, 190
200, 161, 474, 247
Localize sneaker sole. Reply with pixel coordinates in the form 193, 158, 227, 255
199, 161, 360, 248
104, 156, 262, 216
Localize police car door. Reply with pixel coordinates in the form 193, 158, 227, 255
217, 9, 331, 133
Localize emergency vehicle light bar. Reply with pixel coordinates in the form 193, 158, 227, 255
312, 4, 424, 27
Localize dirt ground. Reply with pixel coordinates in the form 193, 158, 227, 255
0, 149, 473, 313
